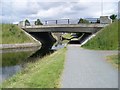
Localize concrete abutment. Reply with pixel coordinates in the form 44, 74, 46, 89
28, 32, 56, 49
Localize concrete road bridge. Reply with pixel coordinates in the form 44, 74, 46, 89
22, 24, 107, 33
20, 18, 110, 49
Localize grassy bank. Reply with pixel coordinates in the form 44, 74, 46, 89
62, 33, 72, 39
1, 24, 35, 44
107, 55, 119, 69
82, 21, 119, 50
62, 33, 73, 44
0, 24, 2, 44
2, 51, 33, 67
2, 48, 66, 88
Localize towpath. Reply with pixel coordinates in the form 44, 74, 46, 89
61, 45, 118, 88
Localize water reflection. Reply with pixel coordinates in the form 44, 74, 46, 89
25, 47, 55, 63
1, 44, 65, 83
2, 65, 21, 82
1, 47, 40, 83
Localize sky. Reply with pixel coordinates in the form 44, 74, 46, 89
0, 0, 120, 24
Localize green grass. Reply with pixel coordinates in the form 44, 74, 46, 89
62, 40, 69, 44
2, 48, 66, 88
1, 51, 32, 67
0, 24, 2, 44
62, 33, 73, 39
62, 33, 73, 44
106, 55, 119, 69
82, 21, 119, 50
1, 24, 35, 44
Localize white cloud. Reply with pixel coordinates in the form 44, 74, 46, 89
1, 0, 119, 23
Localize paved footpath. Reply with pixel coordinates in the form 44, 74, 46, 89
61, 45, 118, 88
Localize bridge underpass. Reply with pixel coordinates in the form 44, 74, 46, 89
21, 24, 108, 49
66, 33, 92, 44
20, 17, 110, 49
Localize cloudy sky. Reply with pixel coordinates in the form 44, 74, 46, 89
1, 0, 119, 24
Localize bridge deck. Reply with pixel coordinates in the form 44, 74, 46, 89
22, 24, 108, 33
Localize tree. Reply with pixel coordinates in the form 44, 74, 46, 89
35, 19, 43, 25
25, 19, 30, 26
78, 18, 89, 24
110, 14, 117, 22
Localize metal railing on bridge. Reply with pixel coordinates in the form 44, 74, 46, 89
18, 18, 100, 27
44, 18, 99, 25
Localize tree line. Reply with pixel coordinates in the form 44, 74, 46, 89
78, 14, 117, 24
25, 19, 43, 26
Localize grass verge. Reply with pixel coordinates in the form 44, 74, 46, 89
62, 33, 72, 39
1, 24, 35, 44
2, 48, 66, 88
82, 21, 119, 50
0, 24, 2, 44
106, 55, 119, 69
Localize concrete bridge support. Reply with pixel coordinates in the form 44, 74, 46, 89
67, 32, 92, 44
28, 32, 56, 49
79, 33, 92, 44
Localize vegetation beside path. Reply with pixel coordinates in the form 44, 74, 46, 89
2, 48, 66, 88
0, 24, 2, 44
82, 21, 119, 68
82, 21, 119, 50
107, 55, 119, 69
1, 24, 36, 44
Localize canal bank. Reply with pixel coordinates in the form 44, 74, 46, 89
1, 46, 41, 83
1, 48, 66, 88
1, 43, 41, 49
1, 24, 68, 88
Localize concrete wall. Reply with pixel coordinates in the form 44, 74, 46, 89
100, 16, 112, 24
53, 33, 62, 44
18, 21, 25, 27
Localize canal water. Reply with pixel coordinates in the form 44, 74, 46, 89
0, 44, 65, 84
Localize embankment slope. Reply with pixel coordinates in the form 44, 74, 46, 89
1, 24, 36, 44
82, 21, 119, 50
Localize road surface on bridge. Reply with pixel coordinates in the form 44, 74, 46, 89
61, 45, 118, 88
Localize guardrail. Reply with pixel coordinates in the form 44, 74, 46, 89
18, 18, 100, 27
44, 18, 100, 25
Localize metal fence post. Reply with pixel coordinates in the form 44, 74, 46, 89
56, 20, 57, 24
68, 19, 70, 24
45, 21, 47, 25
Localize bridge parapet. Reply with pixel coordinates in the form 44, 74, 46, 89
18, 16, 111, 28
18, 18, 101, 27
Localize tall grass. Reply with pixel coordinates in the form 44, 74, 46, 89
2, 51, 32, 67
2, 48, 66, 88
82, 21, 119, 50
1, 24, 35, 44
